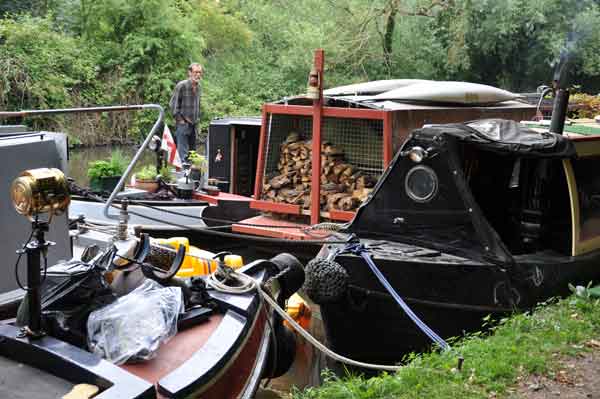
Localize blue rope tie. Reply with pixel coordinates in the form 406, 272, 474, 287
344, 243, 450, 351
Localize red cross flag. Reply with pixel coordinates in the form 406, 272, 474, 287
161, 125, 182, 169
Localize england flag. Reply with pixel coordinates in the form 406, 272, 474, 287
161, 125, 182, 169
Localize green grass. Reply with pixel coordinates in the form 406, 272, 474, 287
291, 293, 600, 399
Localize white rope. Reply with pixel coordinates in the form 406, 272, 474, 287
207, 266, 403, 372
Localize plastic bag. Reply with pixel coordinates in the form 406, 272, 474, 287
17, 260, 116, 348
87, 279, 184, 365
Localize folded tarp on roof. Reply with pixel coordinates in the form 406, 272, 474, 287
415, 119, 576, 158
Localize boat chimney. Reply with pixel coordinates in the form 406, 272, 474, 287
549, 38, 572, 135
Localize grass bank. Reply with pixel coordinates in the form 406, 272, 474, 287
291, 289, 600, 399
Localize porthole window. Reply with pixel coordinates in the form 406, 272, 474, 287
405, 165, 438, 203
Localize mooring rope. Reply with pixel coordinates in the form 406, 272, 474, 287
205, 261, 405, 371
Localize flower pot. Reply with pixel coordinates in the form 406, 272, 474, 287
134, 179, 159, 193
90, 176, 122, 193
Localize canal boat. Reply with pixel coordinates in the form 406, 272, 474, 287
0, 233, 303, 398
0, 106, 304, 398
301, 74, 600, 363
153, 51, 536, 265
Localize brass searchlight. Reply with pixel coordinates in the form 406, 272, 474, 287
11, 168, 70, 221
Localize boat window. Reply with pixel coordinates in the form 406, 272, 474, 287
572, 157, 600, 242
462, 144, 571, 256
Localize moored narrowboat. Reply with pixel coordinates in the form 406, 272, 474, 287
303, 115, 600, 364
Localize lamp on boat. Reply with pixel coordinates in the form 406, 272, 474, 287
401, 146, 428, 163
10, 168, 70, 338
306, 66, 320, 100
11, 168, 70, 221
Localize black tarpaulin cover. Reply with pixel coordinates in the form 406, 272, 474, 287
423, 119, 576, 158
349, 119, 575, 265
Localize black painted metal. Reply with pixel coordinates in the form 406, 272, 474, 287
207, 117, 261, 195
0, 324, 155, 398
22, 222, 53, 338
0, 259, 286, 398
313, 120, 600, 365
549, 89, 570, 135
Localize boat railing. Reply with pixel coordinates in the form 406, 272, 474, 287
0, 104, 165, 220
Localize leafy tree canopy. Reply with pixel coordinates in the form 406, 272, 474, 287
1, 0, 600, 144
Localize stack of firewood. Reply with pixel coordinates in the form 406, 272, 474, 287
262, 132, 376, 212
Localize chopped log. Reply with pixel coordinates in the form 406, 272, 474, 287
352, 188, 373, 202
270, 174, 291, 189
265, 133, 379, 212
326, 193, 349, 211
338, 195, 360, 211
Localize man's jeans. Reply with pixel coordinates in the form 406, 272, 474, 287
175, 123, 196, 161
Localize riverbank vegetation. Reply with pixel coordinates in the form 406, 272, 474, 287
2, 0, 600, 145
291, 289, 600, 399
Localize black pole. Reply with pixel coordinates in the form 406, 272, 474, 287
549, 88, 570, 135
22, 221, 51, 338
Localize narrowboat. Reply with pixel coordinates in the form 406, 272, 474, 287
303, 79, 600, 363
0, 106, 304, 398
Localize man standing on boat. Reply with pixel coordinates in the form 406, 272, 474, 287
169, 63, 203, 161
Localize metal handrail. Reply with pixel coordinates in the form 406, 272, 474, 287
0, 104, 165, 220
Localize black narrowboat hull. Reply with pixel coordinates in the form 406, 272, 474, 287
317, 240, 600, 364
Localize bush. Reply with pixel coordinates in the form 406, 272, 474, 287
135, 164, 158, 181
87, 150, 129, 179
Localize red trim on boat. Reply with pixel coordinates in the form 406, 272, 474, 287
197, 308, 268, 399
193, 192, 253, 205
328, 209, 356, 222
250, 200, 301, 215
232, 215, 332, 240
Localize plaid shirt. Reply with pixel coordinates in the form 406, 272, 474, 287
169, 79, 201, 124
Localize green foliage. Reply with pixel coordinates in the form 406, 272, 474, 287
432, 0, 600, 91
3, 0, 600, 145
135, 164, 158, 180
159, 165, 174, 183
187, 150, 207, 172
292, 294, 600, 399
571, 93, 600, 119
87, 149, 129, 179
0, 14, 99, 128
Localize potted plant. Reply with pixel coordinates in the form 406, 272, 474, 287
158, 165, 175, 184
87, 150, 129, 193
133, 165, 159, 192
187, 150, 208, 185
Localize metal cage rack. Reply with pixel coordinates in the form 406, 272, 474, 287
251, 92, 535, 224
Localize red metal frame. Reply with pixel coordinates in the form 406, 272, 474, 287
250, 199, 301, 215
253, 106, 269, 199
323, 107, 386, 119
263, 104, 313, 116
310, 49, 325, 225
383, 112, 393, 167
263, 104, 386, 120
328, 209, 356, 222
251, 49, 395, 223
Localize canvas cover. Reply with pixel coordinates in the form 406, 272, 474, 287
349, 119, 575, 265
428, 119, 575, 158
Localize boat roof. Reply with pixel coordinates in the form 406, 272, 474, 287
274, 95, 534, 112
413, 119, 576, 158
209, 116, 261, 126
